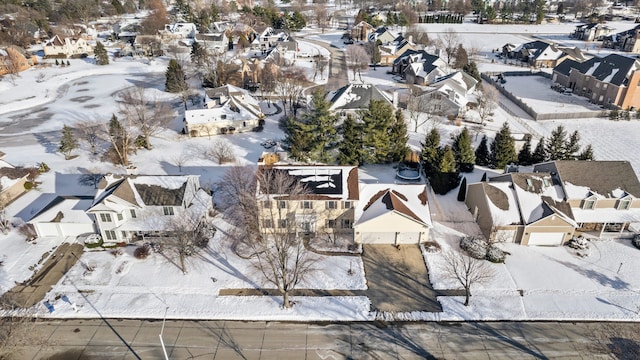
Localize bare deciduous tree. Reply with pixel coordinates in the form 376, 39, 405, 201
0, 301, 48, 359
586, 322, 640, 359
406, 86, 431, 132
405, 26, 431, 49
208, 138, 236, 164
345, 44, 370, 82
442, 249, 494, 306
119, 87, 172, 150
104, 113, 134, 166
476, 84, 498, 124
172, 151, 190, 173
76, 121, 102, 155
440, 28, 460, 66
275, 67, 307, 117
164, 215, 214, 274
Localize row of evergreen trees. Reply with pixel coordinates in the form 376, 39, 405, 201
474, 123, 594, 170
283, 90, 408, 165
418, 14, 465, 23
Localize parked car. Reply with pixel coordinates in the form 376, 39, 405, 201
343, 39, 354, 45
562, 89, 572, 95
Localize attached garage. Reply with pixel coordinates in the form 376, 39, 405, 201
361, 232, 397, 244
30, 196, 96, 238
527, 232, 566, 246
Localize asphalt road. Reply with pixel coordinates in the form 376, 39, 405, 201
6, 318, 628, 359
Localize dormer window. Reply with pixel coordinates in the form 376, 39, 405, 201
543, 177, 551, 187
583, 198, 596, 210
618, 198, 632, 210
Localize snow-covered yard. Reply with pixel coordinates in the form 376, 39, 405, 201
2, 22, 640, 322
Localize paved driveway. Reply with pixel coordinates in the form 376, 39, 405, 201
361, 244, 448, 313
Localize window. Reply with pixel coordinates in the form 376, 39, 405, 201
326, 201, 337, 209
105, 230, 116, 241
343, 201, 352, 209
278, 201, 287, 209
263, 219, 273, 228
599, 95, 604, 102
341, 219, 352, 229
301, 222, 311, 233
583, 199, 596, 210
278, 219, 288, 228
117, 213, 123, 221
302, 201, 313, 209
220, 114, 227, 119
326, 219, 336, 228
163, 206, 175, 215
121, 231, 128, 239
543, 177, 551, 188
603, 84, 608, 89
130, 209, 137, 218
100, 213, 112, 222
263, 200, 272, 208
618, 199, 632, 210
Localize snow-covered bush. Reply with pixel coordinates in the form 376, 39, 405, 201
422, 241, 441, 253
567, 236, 590, 250
460, 236, 487, 259
486, 246, 507, 263
134, 244, 151, 259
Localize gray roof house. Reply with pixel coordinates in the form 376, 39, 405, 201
326, 83, 395, 114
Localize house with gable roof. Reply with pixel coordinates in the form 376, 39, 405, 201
30, 196, 96, 238
183, 84, 264, 137
572, 23, 615, 41
368, 26, 397, 44
43, 34, 93, 59
0, 152, 31, 205
88, 174, 211, 244
412, 71, 478, 118
354, 184, 432, 244
350, 21, 375, 42
603, 24, 640, 53
465, 160, 640, 245
0, 46, 36, 76
253, 27, 290, 51
255, 159, 432, 245
392, 49, 448, 86
552, 53, 640, 109
378, 35, 415, 66
326, 83, 395, 119
502, 40, 584, 68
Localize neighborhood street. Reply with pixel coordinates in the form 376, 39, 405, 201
9, 318, 622, 359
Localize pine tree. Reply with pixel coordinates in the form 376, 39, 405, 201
546, 125, 567, 160
490, 122, 517, 170
463, 61, 481, 81
94, 41, 109, 65
107, 114, 131, 165
305, 88, 337, 163
578, 144, 595, 160
112, 0, 125, 14
453, 127, 475, 172
531, 137, 547, 164
165, 59, 188, 93
338, 114, 363, 165
191, 41, 208, 66
388, 109, 409, 162
421, 128, 441, 176
431, 145, 461, 195
58, 125, 78, 159
360, 100, 395, 163
457, 177, 467, 201
283, 116, 313, 161
369, 41, 381, 68
475, 135, 490, 166
454, 44, 469, 69
563, 130, 581, 160
517, 136, 533, 165
439, 145, 457, 173
481, 172, 487, 182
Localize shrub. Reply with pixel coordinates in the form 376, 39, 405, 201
460, 236, 487, 259
24, 182, 34, 190
38, 162, 50, 173
422, 241, 441, 253
134, 244, 151, 259
567, 236, 590, 250
486, 246, 507, 263
109, 249, 123, 256
18, 223, 37, 241
85, 239, 104, 249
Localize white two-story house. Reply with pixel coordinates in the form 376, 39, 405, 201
88, 174, 211, 243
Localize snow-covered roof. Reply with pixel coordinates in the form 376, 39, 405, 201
571, 207, 640, 223
355, 183, 431, 227
483, 182, 522, 226
257, 165, 359, 201
30, 196, 94, 224
327, 83, 393, 111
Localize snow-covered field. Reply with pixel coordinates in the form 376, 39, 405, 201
2, 22, 640, 322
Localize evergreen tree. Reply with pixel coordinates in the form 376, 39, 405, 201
453, 127, 475, 172
107, 114, 131, 165
165, 59, 188, 93
531, 137, 547, 164
338, 114, 363, 165
305, 88, 337, 162
546, 125, 567, 160
431, 145, 461, 194
578, 144, 595, 160
191, 41, 208, 66
481, 172, 487, 182
490, 122, 517, 169
563, 130, 581, 160
474, 135, 491, 166
283, 116, 313, 161
457, 177, 467, 201
421, 128, 441, 176
112, 0, 125, 14
94, 41, 109, 65
388, 109, 409, 162
360, 100, 395, 163
454, 44, 469, 69
58, 125, 78, 159
369, 41, 381, 68
463, 61, 481, 81
517, 136, 533, 165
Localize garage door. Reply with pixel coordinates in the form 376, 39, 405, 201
397, 232, 421, 244
528, 232, 565, 246
34, 223, 95, 238
361, 232, 396, 244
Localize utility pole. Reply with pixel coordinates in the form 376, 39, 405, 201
159, 306, 169, 360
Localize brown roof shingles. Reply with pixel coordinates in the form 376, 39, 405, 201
554, 161, 640, 198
